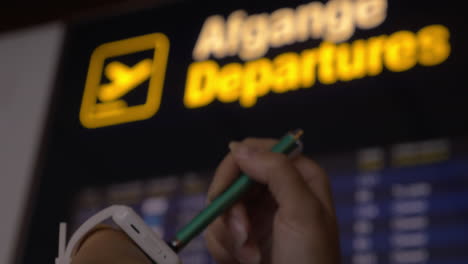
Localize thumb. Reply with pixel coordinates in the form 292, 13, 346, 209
229, 142, 322, 220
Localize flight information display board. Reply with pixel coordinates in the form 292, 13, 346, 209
21, 0, 468, 264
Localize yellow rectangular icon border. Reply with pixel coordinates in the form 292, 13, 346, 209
80, 33, 170, 128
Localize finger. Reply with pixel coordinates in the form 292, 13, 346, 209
229, 205, 261, 264
293, 156, 336, 217
204, 226, 239, 264
207, 138, 277, 203
239, 138, 335, 218
241, 139, 335, 218
204, 204, 250, 263
207, 152, 240, 203
205, 233, 261, 264
228, 203, 250, 249
234, 239, 262, 264
229, 143, 323, 222
293, 156, 341, 255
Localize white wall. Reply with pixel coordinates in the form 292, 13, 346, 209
0, 23, 65, 264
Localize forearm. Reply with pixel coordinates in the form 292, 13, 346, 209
71, 226, 152, 264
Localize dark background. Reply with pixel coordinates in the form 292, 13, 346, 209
9, 0, 468, 263
0, 0, 178, 33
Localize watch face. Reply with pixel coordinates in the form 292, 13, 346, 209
111, 206, 181, 264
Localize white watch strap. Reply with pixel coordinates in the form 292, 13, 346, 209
55, 205, 122, 264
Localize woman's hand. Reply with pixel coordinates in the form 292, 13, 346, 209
204, 138, 341, 264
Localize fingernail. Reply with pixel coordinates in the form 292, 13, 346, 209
229, 208, 247, 248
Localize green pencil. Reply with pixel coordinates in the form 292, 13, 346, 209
169, 129, 304, 252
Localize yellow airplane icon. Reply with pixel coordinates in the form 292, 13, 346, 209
80, 32, 169, 128
98, 58, 153, 102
